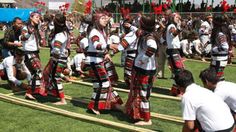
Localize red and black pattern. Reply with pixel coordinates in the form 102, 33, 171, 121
104, 59, 119, 85
210, 61, 226, 81
91, 35, 99, 43
167, 50, 184, 74
25, 52, 43, 95
54, 40, 62, 48
88, 63, 108, 82
145, 46, 157, 57
120, 39, 129, 49
125, 68, 155, 121
87, 62, 123, 110
124, 55, 135, 88
166, 49, 184, 96
42, 58, 67, 98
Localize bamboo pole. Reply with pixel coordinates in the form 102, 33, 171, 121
69, 80, 181, 101
186, 58, 236, 67
0, 93, 155, 132
64, 94, 184, 124
4, 91, 183, 124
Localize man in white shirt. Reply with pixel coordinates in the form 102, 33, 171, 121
174, 69, 234, 132
0, 49, 31, 93
200, 67, 236, 122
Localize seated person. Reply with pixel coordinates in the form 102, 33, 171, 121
0, 48, 31, 93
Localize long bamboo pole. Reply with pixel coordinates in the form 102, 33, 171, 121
0, 93, 155, 132
69, 80, 181, 101
64, 95, 184, 123
5, 91, 183, 124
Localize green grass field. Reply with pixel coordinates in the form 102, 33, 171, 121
0, 31, 235, 132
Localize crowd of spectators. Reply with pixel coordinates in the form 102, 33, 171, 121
105, 0, 236, 13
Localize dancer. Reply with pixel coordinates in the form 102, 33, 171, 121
125, 15, 158, 125
20, 12, 44, 100
85, 10, 123, 115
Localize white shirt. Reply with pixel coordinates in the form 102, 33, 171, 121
109, 35, 120, 44
80, 37, 88, 50
20, 26, 39, 51
134, 38, 157, 70
117, 30, 138, 56
71, 53, 85, 71
86, 28, 108, 64
182, 83, 234, 132
51, 32, 69, 58
166, 24, 181, 49
215, 81, 236, 113
199, 21, 212, 35
1, 56, 31, 85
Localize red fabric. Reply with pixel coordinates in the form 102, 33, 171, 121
88, 97, 123, 110
26, 89, 32, 94
59, 92, 65, 98
121, 39, 129, 48
0, 70, 5, 77
125, 70, 153, 121
220, 0, 230, 13
91, 36, 99, 43
153, 5, 162, 15
84, 0, 92, 14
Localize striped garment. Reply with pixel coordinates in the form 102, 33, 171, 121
124, 53, 135, 88
210, 32, 229, 81
166, 49, 185, 96
25, 52, 43, 95
104, 59, 119, 85
42, 58, 67, 98
125, 67, 155, 121
87, 62, 123, 110
125, 34, 157, 121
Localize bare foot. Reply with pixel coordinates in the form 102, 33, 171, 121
201, 58, 206, 62
91, 109, 100, 115
134, 120, 152, 126
25, 93, 36, 100
53, 101, 67, 105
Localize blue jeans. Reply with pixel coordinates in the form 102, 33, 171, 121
2, 48, 12, 58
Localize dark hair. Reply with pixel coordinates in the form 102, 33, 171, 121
13, 17, 22, 23
53, 13, 69, 36
199, 67, 219, 85
174, 70, 194, 88
211, 15, 231, 46
14, 48, 24, 56
139, 15, 155, 32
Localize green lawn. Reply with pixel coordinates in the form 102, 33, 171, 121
0, 30, 235, 131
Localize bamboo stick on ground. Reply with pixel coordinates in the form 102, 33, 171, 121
69, 80, 181, 101
64, 94, 184, 124
0, 93, 155, 132
5, 91, 183, 124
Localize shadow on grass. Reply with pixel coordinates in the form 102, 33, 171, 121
0, 83, 11, 90
70, 96, 89, 109
36, 95, 61, 103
